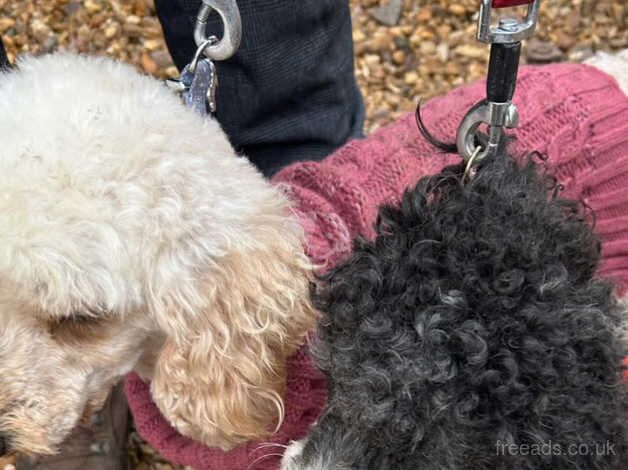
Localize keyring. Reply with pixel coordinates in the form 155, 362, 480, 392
189, 36, 219, 73
193, 0, 242, 62
464, 146, 483, 182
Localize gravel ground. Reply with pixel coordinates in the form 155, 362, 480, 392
1, 0, 625, 133
0, 0, 625, 468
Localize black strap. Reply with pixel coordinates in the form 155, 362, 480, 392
0, 34, 11, 71
486, 42, 521, 103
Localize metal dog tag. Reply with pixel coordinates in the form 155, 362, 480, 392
183, 59, 218, 115
165, 58, 217, 115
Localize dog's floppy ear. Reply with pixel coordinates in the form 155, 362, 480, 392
148, 215, 316, 450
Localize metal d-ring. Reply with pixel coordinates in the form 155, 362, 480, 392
194, 0, 242, 62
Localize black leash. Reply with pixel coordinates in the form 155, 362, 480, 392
0, 34, 11, 71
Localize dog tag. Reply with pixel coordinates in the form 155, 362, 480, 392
165, 58, 217, 115
184, 59, 218, 115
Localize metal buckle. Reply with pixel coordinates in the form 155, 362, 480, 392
477, 0, 540, 44
194, 0, 242, 62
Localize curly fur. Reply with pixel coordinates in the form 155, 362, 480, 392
282, 154, 627, 469
0, 53, 316, 454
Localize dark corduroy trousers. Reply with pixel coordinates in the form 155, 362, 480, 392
154, 0, 365, 176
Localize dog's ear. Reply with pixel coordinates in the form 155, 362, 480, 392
148, 218, 316, 450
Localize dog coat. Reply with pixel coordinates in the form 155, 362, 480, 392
125, 62, 628, 470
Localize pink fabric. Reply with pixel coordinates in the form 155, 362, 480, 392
124, 63, 628, 470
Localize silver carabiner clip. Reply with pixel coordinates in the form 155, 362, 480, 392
194, 0, 242, 62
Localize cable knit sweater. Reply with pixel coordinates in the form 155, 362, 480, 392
124, 62, 628, 470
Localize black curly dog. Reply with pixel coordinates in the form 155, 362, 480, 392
292, 153, 627, 469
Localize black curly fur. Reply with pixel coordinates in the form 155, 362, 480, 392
297, 153, 627, 469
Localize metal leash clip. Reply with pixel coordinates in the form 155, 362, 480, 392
194, 0, 242, 62
166, 0, 242, 114
456, 0, 540, 166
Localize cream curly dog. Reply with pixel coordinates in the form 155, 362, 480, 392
0, 53, 315, 455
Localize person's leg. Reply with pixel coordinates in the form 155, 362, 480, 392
155, 0, 365, 176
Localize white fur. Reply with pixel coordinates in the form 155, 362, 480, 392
585, 48, 628, 94
281, 439, 310, 470
0, 54, 313, 452
0, 53, 287, 320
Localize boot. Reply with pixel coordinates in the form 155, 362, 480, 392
18, 384, 130, 470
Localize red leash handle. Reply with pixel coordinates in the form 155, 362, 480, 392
492, 0, 535, 7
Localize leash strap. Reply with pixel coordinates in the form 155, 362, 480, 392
0, 35, 10, 71
486, 42, 521, 103
492, 0, 535, 7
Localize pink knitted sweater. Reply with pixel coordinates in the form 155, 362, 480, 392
124, 63, 628, 470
